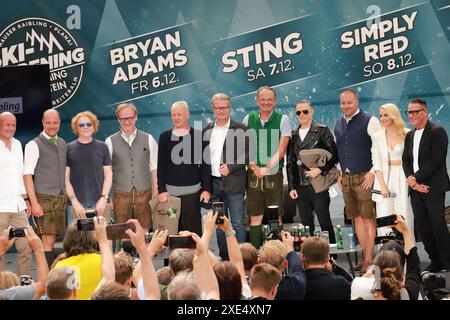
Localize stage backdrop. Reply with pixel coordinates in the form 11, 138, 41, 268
0, 0, 449, 168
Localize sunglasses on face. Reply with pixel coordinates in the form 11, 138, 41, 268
78, 122, 93, 128
295, 110, 309, 116
404, 109, 424, 116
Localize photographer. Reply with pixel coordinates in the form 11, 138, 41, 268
0, 226, 49, 300
54, 221, 101, 300
258, 231, 306, 300
352, 214, 420, 300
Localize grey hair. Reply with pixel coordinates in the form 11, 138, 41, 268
171, 100, 189, 113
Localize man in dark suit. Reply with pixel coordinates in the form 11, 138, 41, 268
203, 93, 248, 260
402, 98, 450, 271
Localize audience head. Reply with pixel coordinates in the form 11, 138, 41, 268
46, 267, 78, 300
239, 243, 258, 273
301, 236, 329, 268
114, 251, 134, 287
167, 271, 201, 300
63, 221, 99, 257
0, 271, 20, 290
91, 282, 131, 300
379, 239, 406, 269
373, 250, 404, 300
156, 266, 172, 286
249, 263, 281, 300
213, 261, 242, 300
169, 249, 194, 277
258, 240, 288, 271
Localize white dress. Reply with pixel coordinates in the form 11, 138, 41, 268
376, 143, 415, 241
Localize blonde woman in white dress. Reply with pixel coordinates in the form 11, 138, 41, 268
371, 103, 415, 242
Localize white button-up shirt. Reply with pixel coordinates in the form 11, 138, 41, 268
0, 137, 26, 212
210, 118, 230, 177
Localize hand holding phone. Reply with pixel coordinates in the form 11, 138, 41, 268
212, 202, 225, 225
168, 235, 196, 250
8, 227, 26, 240
77, 218, 95, 231
106, 223, 136, 240
376, 215, 402, 228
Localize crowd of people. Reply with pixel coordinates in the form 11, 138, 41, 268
0, 85, 449, 300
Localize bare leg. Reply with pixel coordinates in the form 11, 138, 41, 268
353, 216, 365, 252
42, 235, 56, 252
363, 217, 376, 263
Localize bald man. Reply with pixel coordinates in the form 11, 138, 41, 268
24, 109, 68, 267
0, 112, 32, 276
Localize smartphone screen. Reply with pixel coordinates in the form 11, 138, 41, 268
212, 201, 225, 224
168, 235, 196, 250
8, 227, 26, 240
77, 218, 95, 231
376, 215, 398, 228
106, 223, 135, 240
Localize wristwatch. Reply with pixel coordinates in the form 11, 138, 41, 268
101, 195, 109, 200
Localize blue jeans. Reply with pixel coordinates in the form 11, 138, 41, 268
211, 177, 246, 260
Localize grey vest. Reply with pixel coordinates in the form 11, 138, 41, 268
33, 134, 67, 196
110, 130, 152, 192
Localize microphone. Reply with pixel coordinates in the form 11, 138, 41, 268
370, 189, 397, 198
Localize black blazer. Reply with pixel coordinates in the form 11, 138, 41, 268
286, 122, 339, 191
402, 120, 450, 194
203, 119, 248, 194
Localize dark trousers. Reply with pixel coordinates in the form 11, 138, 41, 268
410, 191, 450, 268
296, 185, 336, 243
178, 190, 202, 237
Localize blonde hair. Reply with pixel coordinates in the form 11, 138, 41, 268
115, 102, 138, 118
0, 271, 20, 290
380, 103, 406, 139
114, 251, 134, 285
258, 240, 288, 269
71, 111, 99, 136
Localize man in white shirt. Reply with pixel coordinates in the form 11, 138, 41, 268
105, 102, 158, 232
402, 98, 450, 271
203, 93, 248, 260
23, 109, 67, 267
0, 112, 31, 276
334, 89, 381, 273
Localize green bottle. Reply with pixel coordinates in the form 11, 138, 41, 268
336, 225, 344, 249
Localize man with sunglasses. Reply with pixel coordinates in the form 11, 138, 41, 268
286, 100, 338, 245
23, 109, 67, 267
65, 111, 112, 222
105, 102, 158, 232
402, 98, 450, 272
334, 88, 380, 274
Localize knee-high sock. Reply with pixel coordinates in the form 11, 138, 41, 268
250, 225, 263, 249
